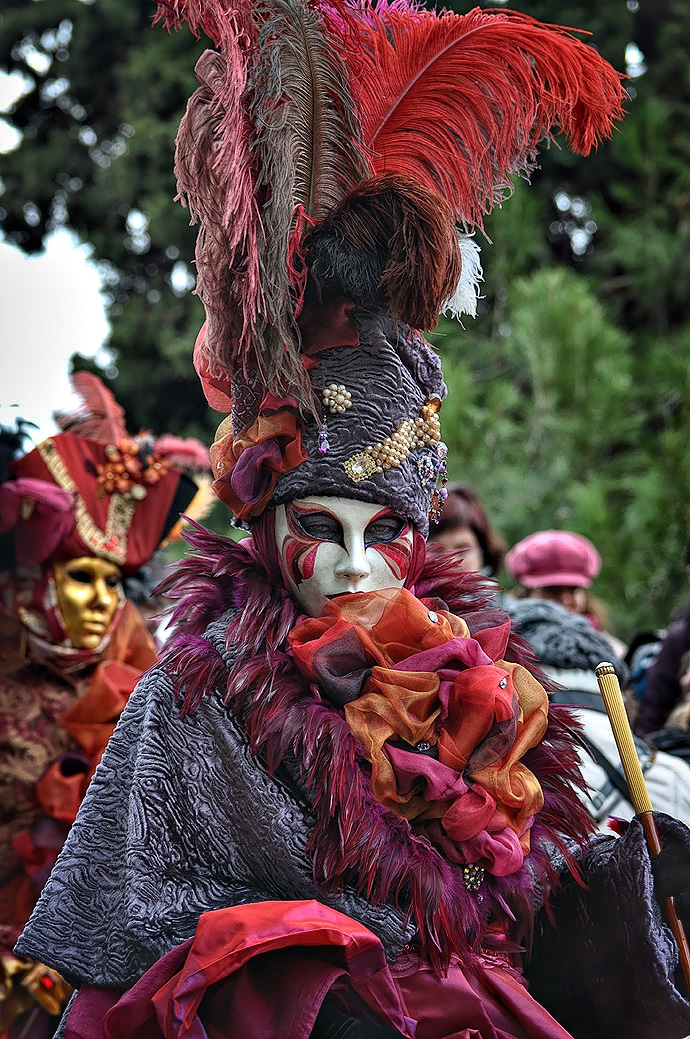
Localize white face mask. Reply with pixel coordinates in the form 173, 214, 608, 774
275, 496, 414, 617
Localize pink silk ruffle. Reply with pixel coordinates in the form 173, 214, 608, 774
65, 902, 573, 1039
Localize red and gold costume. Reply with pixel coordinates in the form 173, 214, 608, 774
0, 375, 203, 1037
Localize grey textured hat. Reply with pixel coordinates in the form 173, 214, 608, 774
504, 597, 629, 686
209, 305, 449, 537
270, 312, 447, 537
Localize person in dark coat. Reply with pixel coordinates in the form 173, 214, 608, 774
636, 537, 690, 736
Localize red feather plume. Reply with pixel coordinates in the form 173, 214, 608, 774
153, 0, 256, 52
54, 371, 128, 444
350, 4, 627, 228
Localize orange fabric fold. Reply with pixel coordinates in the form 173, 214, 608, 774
346, 668, 441, 815
54, 601, 158, 781
290, 588, 549, 873
210, 409, 307, 520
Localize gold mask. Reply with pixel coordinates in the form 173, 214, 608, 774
52, 557, 124, 650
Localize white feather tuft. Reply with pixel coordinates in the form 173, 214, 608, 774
441, 233, 483, 319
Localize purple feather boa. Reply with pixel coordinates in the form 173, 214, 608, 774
157, 522, 595, 970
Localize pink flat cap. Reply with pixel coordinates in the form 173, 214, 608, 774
505, 529, 601, 589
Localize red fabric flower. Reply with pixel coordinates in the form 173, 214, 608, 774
210, 395, 307, 520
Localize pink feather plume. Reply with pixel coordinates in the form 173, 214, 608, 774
54, 371, 128, 444
153, 434, 211, 471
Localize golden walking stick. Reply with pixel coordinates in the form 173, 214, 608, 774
595, 661, 690, 990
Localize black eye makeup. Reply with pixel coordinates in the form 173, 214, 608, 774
296, 512, 344, 545
293, 507, 408, 548
364, 515, 408, 546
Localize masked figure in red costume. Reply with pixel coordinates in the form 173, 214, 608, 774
15, 3, 690, 1038
0, 374, 203, 1037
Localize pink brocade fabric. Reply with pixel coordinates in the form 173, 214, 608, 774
392, 955, 574, 1039
66, 901, 414, 1039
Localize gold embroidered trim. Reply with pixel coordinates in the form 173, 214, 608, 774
38, 439, 134, 564
343, 398, 442, 483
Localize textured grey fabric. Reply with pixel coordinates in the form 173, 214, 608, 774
269, 312, 447, 537
503, 596, 629, 685
15, 602, 690, 1038
526, 813, 690, 1039
17, 647, 411, 989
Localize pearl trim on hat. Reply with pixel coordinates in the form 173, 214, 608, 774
343, 398, 442, 483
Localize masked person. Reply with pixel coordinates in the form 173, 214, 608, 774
0, 374, 202, 1037
15, 3, 690, 1039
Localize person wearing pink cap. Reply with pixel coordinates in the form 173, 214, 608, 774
505, 530, 626, 657
505, 530, 600, 613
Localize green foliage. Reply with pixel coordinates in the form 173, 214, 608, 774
0, 0, 210, 436
2, 0, 690, 636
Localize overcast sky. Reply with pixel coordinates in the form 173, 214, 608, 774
0, 229, 110, 442
0, 70, 110, 442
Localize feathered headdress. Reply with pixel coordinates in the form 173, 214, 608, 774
155, 0, 625, 526
0, 372, 207, 572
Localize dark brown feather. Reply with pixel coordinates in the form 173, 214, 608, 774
306, 174, 461, 330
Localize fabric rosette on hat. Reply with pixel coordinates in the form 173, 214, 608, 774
289, 587, 548, 876
210, 391, 307, 522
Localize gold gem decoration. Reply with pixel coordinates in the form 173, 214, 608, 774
342, 398, 442, 483
343, 452, 377, 483
322, 383, 352, 414
94, 438, 170, 497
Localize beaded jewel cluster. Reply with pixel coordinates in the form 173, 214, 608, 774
462, 863, 485, 892
343, 398, 442, 483
428, 443, 449, 525
95, 438, 170, 500
322, 383, 352, 414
